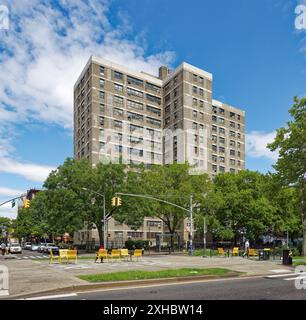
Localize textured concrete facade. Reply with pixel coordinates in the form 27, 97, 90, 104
73, 56, 245, 247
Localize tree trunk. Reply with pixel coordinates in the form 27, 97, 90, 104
97, 223, 103, 246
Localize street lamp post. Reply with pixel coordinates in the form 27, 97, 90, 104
189, 195, 194, 256
203, 208, 207, 258
82, 188, 106, 249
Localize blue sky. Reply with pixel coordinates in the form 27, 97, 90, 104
0, 0, 305, 218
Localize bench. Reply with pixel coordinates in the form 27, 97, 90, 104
66, 250, 78, 263
217, 248, 226, 256
95, 249, 108, 263
49, 249, 60, 264
248, 248, 258, 257
131, 249, 142, 261
232, 247, 239, 256
108, 249, 121, 261
120, 249, 129, 261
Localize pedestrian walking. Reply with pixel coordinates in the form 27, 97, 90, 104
243, 239, 250, 257
1, 242, 6, 256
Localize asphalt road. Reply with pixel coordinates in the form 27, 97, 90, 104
0, 250, 49, 260
30, 275, 306, 300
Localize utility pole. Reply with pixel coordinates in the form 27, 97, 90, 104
189, 195, 194, 256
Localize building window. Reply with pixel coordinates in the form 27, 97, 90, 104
230, 112, 235, 118
219, 108, 225, 115
212, 125, 217, 132
99, 91, 105, 99
114, 108, 124, 117
219, 137, 225, 144
199, 100, 204, 108
99, 66, 105, 76
146, 82, 161, 93
212, 154, 217, 162
99, 79, 104, 88
237, 114, 241, 121
219, 166, 225, 172
127, 99, 143, 111
219, 117, 225, 124
219, 127, 225, 135
114, 120, 122, 128
128, 111, 143, 122
230, 168, 235, 173
127, 87, 143, 98
146, 94, 161, 105
230, 159, 236, 165
193, 74, 198, 82
212, 115, 217, 122
193, 86, 198, 94
200, 112, 204, 120
212, 106, 217, 114
219, 146, 225, 153
230, 121, 235, 128
114, 83, 123, 92
193, 110, 198, 118
230, 140, 235, 146
212, 164, 217, 172
146, 105, 161, 116
192, 122, 198, 129
212, 145, 217, 152
192, 98, 198, 106
99, 142, 105, 151
199, 88, 204, 96
219, 156, 225, 163
230, 149, 235, 156
127, 75, 143, 87
230, 130, 236, 137
114, 71, 123, 80
212, 135, 217, 143
114, 95, 124, 105
165, 117, 170, 125
146, 117, 161, 127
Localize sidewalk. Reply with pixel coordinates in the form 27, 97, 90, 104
0, 254, 293, 298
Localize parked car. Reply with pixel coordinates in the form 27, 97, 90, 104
31, 243, 40, 251
23, 242, 32, 250
9, 243, 22, 254
44, 243, 59, 254
37, 243, 47, 253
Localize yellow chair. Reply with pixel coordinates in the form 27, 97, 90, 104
132, 249, 142, 261
108, 249, 121, 262
232, 247, 239, 256
248, 248, 258, 257
59, 249, 68, 263
66, 249, 78, 264
95, 249, 108, 263
49, 249, 61, 264
120, 249, 130, 261
217, 248, 225, 256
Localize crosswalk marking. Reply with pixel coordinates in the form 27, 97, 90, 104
284, 275, 306, 281
266, 273, 295, 278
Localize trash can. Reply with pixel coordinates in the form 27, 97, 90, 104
259, 249, 270, 260
282, 249, 292, 265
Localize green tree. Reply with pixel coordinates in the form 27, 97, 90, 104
267, 96, 306, 255
213, 170, 275, 244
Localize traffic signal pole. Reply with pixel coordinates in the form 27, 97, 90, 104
115, 192, 195, 255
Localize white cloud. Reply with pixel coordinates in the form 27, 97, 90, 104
0, 0, 175, 128
0, 187, 24, 197
0, 157, 55, 182
0, 202, 17, 219
246, 131, 278, 161
0, 0, 174, 186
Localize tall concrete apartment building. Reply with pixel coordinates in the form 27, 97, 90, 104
73, 56, 245, 247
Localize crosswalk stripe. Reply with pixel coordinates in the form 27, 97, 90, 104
30, 256, 36, 259
266, 273, 295, 278
23, 256, 29, 259
284, 275, 306, 281
43, 255, 49, 258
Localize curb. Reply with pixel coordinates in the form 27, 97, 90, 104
6, 272, 242, 299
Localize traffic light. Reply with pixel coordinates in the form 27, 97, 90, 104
11, 200, 15, 208
117, 197, 122, 206
111, 196, 122, 206
24, 199, 30, 208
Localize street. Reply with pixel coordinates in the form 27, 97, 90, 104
22, 274, 306, 300
0, 251, 49, 260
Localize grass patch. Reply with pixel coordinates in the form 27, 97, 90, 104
79, 267, 239, 282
